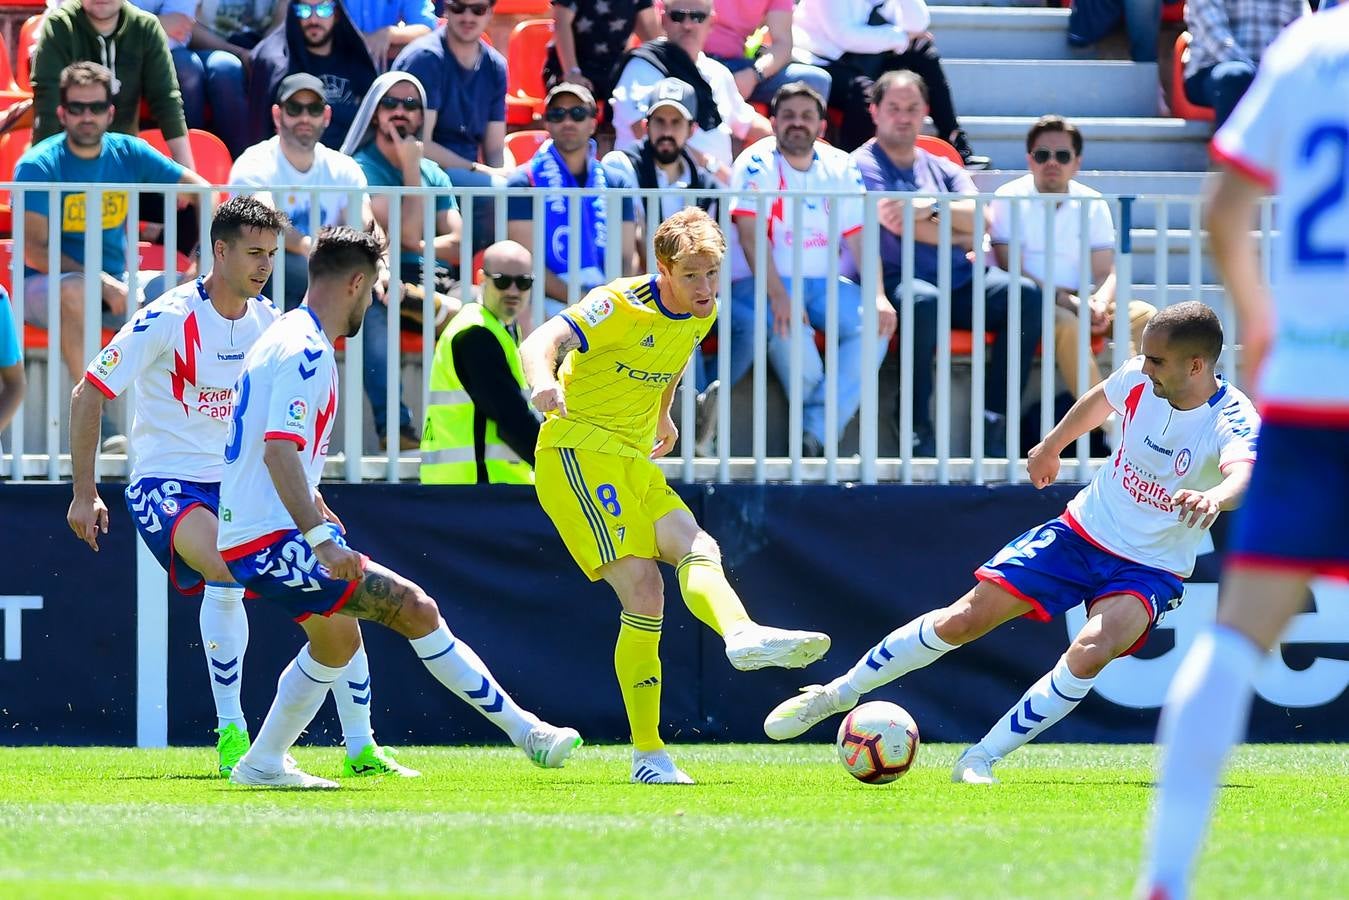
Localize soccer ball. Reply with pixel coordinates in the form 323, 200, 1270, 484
836, 701, 920, 784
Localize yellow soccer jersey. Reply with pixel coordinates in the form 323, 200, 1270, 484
539, 275, 715, 457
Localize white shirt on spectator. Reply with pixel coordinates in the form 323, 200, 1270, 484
610, 53, 756, 167
730, 136, 865, 280
793, 0, 932, 65
988, 174, 1115, 293
229, 137, 368, 238
601, 149, 699, 232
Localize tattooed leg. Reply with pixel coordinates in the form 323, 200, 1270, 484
339, 560, 442, 638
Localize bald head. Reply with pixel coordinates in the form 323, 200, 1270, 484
479, 240, 533, 325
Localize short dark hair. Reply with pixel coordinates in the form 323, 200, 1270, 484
59, 61, 113, 107
770, 81, 826, 118
869, 69, 928, 107
1025, 115, 1083, 157
308, 226, 383, 283
1146, 301, 1225, 364
210, 196, 290, 246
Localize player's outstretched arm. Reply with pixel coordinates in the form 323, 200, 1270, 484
651, 360, 684, 459
263, 440, 364, 581
67, 378, 110, 551
520, 315, 581, 418
1026, 380, 1113, 488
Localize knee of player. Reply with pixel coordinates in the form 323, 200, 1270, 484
934, 604, 986, 645
198, 556, 234, 584
401, 586, 443, 632
688, 530, 721, 562
1065, 637, 1113, 678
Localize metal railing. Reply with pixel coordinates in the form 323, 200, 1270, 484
0, 181, 1269, 485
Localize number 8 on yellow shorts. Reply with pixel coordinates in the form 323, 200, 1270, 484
535, 447, 692, 581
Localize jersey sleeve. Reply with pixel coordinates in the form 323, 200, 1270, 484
1101, 355, 1146, 414
1215, 395, 1260, 472
559, 286, 632, 353
261, 342, 329, 449
84, 302, 175, 399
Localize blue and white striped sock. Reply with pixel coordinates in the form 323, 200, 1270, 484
409, 622, 538, 746
199, 582, 247, 732
333, 643, 375, 759
837, 611, 957, 700
977, 654, 1094, 760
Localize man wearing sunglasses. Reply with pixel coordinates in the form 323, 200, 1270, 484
505, 82, 637, 317
391, 0, 508, 248
248, 0, 378, 148
990, 116, 1156, 446
421, 240, 540, 484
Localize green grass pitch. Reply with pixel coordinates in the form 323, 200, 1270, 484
1, 744, 1344, 898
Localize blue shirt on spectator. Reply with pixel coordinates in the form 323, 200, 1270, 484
851, 141, 975, 290
352, 142, 457, 273
0, 288, 20, 368
504, 162, 637, 224
392, 28, 507, 164
15, 133, 185, 278
342, 0, 437, 32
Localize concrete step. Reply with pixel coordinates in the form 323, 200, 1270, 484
956, 116, 1214, 171
945, 60, 1159, 117
929, 8, 1076, 60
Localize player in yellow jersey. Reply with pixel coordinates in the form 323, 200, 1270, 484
521, 207, 831, 785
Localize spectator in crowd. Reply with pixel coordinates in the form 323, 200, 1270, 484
343, 70, 466, 450
192, 0, 283, 52
0, 289, 25, 456
506, 82, 637, 317
703, 0, 831, 107
990, 116, 1155, 433
17, 62, 209, 440
420, 240, 540, 484
392, 0, 508, 246
610, 0, 771, 176
544, 0, 661, 104
131, 0, 249, 156
852, 70, 1041, 457
32, 0, 196, 169
249, 0, 378, 147
792, 0, 988, 168
1067, 0, 1162, 64
230, 73, 371, 311
343, 0, 438, 66
731, 82, 897, 458
1183, 0, 1307, 127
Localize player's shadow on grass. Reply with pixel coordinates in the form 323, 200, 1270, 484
113, 774, 226, 782
1017, 778, 1253, 790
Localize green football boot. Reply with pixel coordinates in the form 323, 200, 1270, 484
215, 723, 250, 778
342, 744, 422, 778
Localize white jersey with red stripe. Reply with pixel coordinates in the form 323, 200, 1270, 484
84, 279, 281, 483
1210, 7, 1349, 422
1065, 357, 1260, 577
217, 307, 338, 553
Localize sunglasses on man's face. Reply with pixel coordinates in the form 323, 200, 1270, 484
447, 2, 491, 15
667, 9, 709, 23
283, 99, 326, 117
545, 105, 593, 123
486, 273, 534, 291
63, 100, 111, 116
378, 95, 423, 112
294, 2, 335, 19
1031, 148, 1074, 165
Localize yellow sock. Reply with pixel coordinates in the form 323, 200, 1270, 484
615, 612, 664, 752
676, 553, 752, 637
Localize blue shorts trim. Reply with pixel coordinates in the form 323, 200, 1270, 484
125, 477, 220, 594
1229, 422, 1349, 576
223, 528, 362, 622
975, 518, 1184, 655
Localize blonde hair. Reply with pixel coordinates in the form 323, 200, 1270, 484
653, 207, 726, 269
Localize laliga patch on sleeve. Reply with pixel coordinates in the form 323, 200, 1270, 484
92, 346, 122, 378
579, 295, 614, 327
285, 397, 308, 430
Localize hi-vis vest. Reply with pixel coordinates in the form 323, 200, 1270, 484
419, 303, 533, 484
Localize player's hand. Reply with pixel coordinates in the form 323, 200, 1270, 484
532, 383, 567, 417
315, 540, 365, 582
67, 493, 110, 551
1026, 441, 1060, 489
651, 411, 678, 459
1172, 489, 1221, 529
1088, 295, 1112, 336
314, 490, 345, 534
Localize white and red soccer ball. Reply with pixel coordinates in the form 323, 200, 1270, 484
836, 701, 920, 784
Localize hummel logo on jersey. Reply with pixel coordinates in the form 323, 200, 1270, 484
633, 676, 660, 688
640, 334, 655, 348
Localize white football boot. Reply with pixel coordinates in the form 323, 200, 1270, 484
952, 745, 1000, 785
630, 749, 695, 785
522, 722, 583, 768
229, 757, 338, 789
763, 683, 857, 740
724, 624, 831, 671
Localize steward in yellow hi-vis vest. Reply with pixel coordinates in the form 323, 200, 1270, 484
519, 207, 831, 784
420, 242, 540, 484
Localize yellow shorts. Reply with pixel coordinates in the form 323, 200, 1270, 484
535, 447, 691, 581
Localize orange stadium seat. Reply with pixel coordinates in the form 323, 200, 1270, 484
137, 128, 233, 186
504, 128, 547, 166
492, 0, 550, 13
0, 127, 34, 235
1171, 33, 1215, 122
15, 14, 46, 94
915, 134, 964, 167
506, 19, 552, 126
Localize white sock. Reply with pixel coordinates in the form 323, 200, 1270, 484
1142, 626, 1261, 899
332, 643, 375, 759
977, 654, 1095, 760
246, 644, 344, 771
834, 611, 958, 701
199, 583, 248, 732
409, 622, 539, 746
